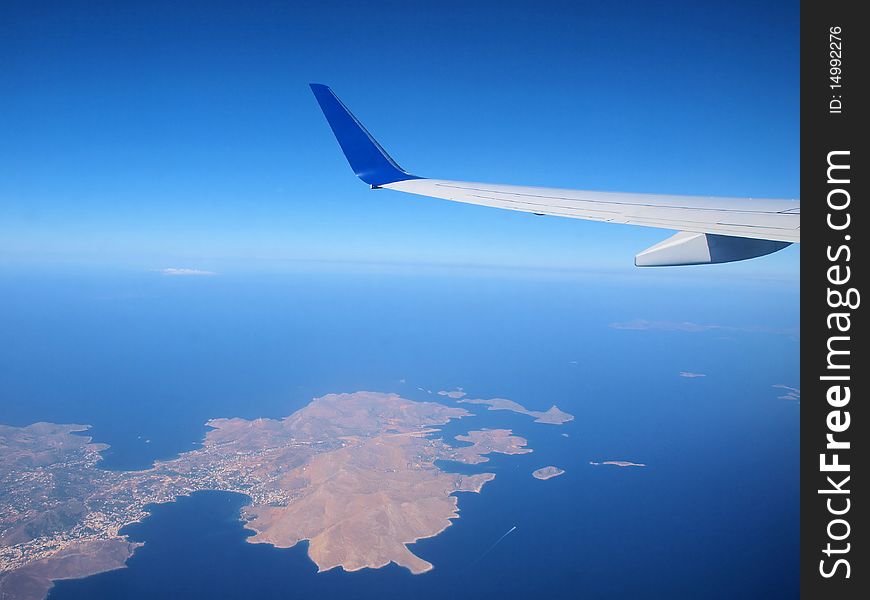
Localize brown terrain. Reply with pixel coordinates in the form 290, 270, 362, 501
233, 392, 527, 574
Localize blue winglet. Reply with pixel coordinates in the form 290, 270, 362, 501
309, 84, 420, 187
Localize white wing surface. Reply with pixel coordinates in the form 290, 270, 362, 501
310, 84, 799, 266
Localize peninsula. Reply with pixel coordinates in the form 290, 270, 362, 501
457, 398, 574, 425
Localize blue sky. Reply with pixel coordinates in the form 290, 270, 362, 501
0, 0, 799, 277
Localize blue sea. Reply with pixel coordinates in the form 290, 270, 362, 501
0, 264, 799, 599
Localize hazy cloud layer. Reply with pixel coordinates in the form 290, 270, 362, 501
610, 319, 721, 333
609, 319, 798, 340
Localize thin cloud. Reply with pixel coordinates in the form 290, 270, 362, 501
679, 371, 706, 378
772, 384, 800, 402
156, 268, 217, 276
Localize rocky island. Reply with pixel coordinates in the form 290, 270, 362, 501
0, 392, 536, 599
532, 466, 565, 480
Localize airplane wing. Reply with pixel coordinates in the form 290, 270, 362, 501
310, 83, 799, 266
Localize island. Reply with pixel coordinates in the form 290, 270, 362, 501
457, 398, 574, 425
532, 466, 565, 480
1, 392, 536, 599
437, 389, 467, 399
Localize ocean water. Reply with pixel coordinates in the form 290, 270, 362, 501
0, 264, 799, 598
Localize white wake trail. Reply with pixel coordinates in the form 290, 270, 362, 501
469, 526, 518, 566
